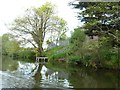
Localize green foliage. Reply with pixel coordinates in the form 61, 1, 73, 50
98, 48, 119, 68
69, 28, 86, 60
2, 33, 35, 61
50, 52, 66, 60
68, 2, 120, 69
46, 46, 64, 56
2, 33, 20, 56
66, 26, 119, 69
10, 2, 68, 56
68, 28, 86, 63
18, 48, 35, 59
68, 56, 82, 64
71, 2, 120, 47
46, 46, 64, 59
45, 46, 71, 63
70, 28, 85, 45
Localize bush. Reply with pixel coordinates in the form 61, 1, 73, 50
18, 48, 36, 60
50, 52, 66, 60
102, 53, 119, 69
68, 55, 82, 65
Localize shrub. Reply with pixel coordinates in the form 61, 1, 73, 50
50, 52, 66, 60
18, 48, 36, 60
68, 55, 82, 65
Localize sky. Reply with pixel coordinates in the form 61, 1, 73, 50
0, 0, 81, 37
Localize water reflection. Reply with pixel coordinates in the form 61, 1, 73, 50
1, 56, 18, 71
1, 60, 36, 88
68, 68, 119, 88
1, 59, 73, 88
1, 56, 119, 88
17, 61, 36, 77
39, 65, 73, 88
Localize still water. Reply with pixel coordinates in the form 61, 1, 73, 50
0, 56, 119, 89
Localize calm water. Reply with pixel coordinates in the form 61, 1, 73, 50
0, 56, 119, 89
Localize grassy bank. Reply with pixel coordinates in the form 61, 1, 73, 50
45, 46, 120, 70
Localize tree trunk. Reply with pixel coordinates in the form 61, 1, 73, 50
38, 38, 44, 56
38, 47, 43, 56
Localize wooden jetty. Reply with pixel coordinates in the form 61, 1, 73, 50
36, 57, 48, 64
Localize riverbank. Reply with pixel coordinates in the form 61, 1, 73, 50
45, 46, 120, 71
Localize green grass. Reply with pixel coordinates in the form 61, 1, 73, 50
50, 52, 66, 60
45, 46, 68, 61
46, 46, 64, 55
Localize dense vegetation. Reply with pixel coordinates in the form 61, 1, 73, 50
46, 2, 120, 69
1, 2, 120, 70
46, 27, 119, 69
2, 33, 35, 60
69, 2, 120, 69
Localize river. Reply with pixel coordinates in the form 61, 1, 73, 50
0, 56, 119, 89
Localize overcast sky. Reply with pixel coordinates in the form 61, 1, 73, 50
0, 0, 81, 36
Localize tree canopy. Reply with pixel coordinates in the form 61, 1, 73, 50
2, 33, 20, 56
10, 2, 67, 56
71, 2, 120, 48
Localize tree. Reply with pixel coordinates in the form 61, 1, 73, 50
70, 28, 86, 47
70, 2, 120, 68
2, 33, 20, 56
10, 2, 67, 56
71, 2, 120, 48
45, 16, 67, 46
69, 28, 86, 63
52, 17, 67, 45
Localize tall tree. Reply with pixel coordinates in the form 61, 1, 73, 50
48, 16, 68, 45
71, 2, 120, 47
70, 28, 86, 56
10, 2, 67, 56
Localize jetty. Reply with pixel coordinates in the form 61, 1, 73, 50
36, 57, 48, 64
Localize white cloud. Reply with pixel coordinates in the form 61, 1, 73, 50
0, 0, 79, 36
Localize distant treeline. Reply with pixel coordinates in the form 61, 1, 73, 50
1, 33, 35, 60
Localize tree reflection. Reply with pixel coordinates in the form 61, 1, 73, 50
2, 56, 18, 71
33, 63, 73, 88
